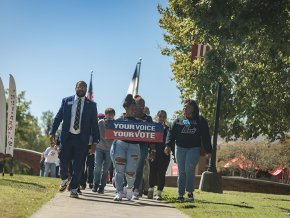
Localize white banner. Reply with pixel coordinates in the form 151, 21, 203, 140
6, 75, 17, 157
0, 77, 6, 155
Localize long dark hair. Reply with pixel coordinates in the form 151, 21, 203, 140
184, 99, 200, 121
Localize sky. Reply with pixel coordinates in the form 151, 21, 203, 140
0, 0, 182, 122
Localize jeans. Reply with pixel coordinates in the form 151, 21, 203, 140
175, 146, 200, 196
110, 140, 140, 193
40, 169, 45, 177
59, 133, 88, 190
93, 148, 112, 188
44, 162, 56, 177
134, 144, 148, 190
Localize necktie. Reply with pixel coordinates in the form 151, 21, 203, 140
73, 98, 81, 130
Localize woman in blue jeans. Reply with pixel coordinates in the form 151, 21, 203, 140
110, 94, 140, 201
165, 99, 212, 202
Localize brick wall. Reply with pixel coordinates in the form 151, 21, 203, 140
165, 175, 290, 195
13, 148, 41, 175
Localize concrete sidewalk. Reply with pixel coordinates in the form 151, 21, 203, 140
31, 184, 188, 218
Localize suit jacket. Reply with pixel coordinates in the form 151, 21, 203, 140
50, 95, 100, 146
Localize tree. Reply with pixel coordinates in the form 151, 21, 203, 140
41, 110, 54, 136
14, 91, 48, 152
158, 0, 290, 141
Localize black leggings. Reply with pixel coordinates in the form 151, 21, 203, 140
149, 153, 170, 191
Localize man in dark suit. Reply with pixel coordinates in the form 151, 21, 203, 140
50, 81, 100, 198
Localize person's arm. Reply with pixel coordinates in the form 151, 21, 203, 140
43, 148, 49, 159
49, 98, 65, 143
165, 119, 177, 156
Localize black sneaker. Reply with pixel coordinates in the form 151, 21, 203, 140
77, 188, 82, 195
92, 185, 98, 192
97, 187, 104, 194
188, 193, 194, 202
70, 191, 79, 198
176, 196, 184, 202
89, 183, 94, 189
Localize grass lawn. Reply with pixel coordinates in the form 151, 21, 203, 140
163, 187, 290, 218
0, 174, 59, 218
0, 175, 289, 218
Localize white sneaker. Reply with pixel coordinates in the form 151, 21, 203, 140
126, 189, 133, 200
114, 192, 123, 201
132, 191, 139, 200
59, 178, 69, 192
155, 190, 162, 200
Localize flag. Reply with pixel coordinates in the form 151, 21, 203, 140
0, 77, 6, 155
191, 43, 212, 62
6, 74, 17, 157
87, 71, 93, 101
127, 59, 142, 97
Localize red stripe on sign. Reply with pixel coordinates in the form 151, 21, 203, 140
105, 129, 163, 143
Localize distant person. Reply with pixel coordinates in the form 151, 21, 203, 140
55, 137, 61, 178
97, 113, 105, 120
39, 153, 45, 177
144, 106, 150, 116
110, 94, 140, 201
148, 110, 170, 200
165, 99, 212, 202
50, 81, 100, 198
132, 95, 155, 199
92, 108, 115, 193
43, 142, 58, 177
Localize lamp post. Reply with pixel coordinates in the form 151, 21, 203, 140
199, 81, 223, 193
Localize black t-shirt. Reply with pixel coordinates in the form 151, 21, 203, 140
155, 124, 170, 158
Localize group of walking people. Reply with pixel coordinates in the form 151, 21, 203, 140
49, 80, 212, 202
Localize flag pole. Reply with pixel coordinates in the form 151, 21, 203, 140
135, 58, 142, 96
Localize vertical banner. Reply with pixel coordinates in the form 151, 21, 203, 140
6, 75, 17, 157
0, 77, 6, 155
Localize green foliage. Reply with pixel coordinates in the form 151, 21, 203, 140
13, 91, 49, 152
1, 159, 33, 175
218, 139, 290, 179
158, 0, 290, 141
41, 110, 54, 136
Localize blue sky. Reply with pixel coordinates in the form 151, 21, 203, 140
0, 0, 182, 122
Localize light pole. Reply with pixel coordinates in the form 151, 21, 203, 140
199, 81, 223, 193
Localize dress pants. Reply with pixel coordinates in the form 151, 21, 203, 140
59, 133, 88, 190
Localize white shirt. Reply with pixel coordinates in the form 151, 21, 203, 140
69, 95, 85, 134
44, 147, 58, 164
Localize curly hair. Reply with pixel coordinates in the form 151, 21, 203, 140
123, 94, 136, 108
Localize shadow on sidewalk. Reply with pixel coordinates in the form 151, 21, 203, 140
78, 192, 174, 208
